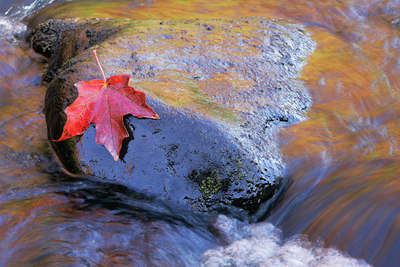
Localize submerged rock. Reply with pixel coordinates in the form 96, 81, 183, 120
31, 18, 315, 213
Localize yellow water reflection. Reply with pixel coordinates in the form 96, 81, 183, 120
0, 43, 48, 153
254, 1, 400, 265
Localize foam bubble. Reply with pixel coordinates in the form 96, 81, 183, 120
202, 215, 371, 267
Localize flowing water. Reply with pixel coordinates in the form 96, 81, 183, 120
0, 0, 399, 266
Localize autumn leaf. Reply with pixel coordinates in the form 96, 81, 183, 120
54, 50, 160, 161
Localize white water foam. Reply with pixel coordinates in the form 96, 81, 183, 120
0, 16, 26, 43
4, 0, 57, 20
202, 215, 371, 267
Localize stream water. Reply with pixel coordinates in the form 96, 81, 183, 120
1, 0, 399, 266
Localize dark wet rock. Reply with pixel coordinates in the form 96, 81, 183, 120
28, 19, 119, 82
27, 19, 78, 58
31, 18, 315, 214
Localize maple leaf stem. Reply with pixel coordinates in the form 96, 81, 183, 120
93, 50, 107, 82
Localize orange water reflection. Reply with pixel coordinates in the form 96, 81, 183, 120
252, 1, 400, 266
138, 1, 400, 264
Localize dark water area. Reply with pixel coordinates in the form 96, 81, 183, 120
0, 0, 399, 266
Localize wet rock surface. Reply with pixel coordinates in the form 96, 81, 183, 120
30, 18, 315, 213
27, 19, 119, 82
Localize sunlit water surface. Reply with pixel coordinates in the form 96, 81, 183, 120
1, 0, 399, 266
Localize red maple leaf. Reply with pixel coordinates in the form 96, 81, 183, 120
54, 50, 160, 161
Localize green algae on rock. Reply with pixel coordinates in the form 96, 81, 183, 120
31, 17, 315, 214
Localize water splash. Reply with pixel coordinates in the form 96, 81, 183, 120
202, 215, 371, 266
0, 16, 26, 43
2, 0, 58, 20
